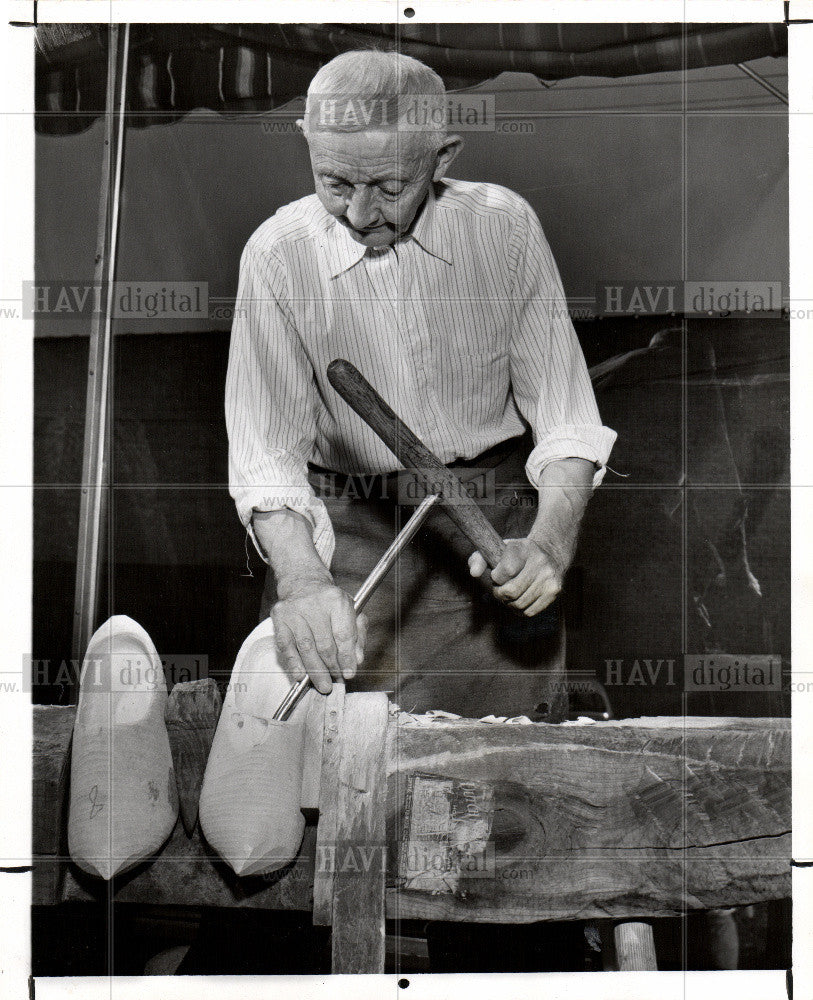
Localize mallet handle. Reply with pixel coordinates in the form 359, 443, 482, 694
327, 358, 506, 568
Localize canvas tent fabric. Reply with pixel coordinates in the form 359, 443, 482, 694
35, 21, 788, 134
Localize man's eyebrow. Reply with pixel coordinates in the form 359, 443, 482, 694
320, 172, 407, 187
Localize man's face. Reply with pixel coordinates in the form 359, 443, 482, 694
307, 129, 444, 248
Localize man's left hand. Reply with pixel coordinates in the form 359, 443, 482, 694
468, 537, 563, 617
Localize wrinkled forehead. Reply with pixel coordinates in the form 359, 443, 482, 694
306, 128, 429, 180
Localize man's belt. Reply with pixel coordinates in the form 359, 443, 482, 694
308, 434, 524, 501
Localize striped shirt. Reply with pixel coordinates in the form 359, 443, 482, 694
226, 178, 616, 567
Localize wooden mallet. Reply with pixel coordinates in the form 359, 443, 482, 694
327, 357, 506, 564
272, 358, 506, 720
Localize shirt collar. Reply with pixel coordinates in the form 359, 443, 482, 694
321, 215, 369, 279
321, 183, 453, 279
406, 183, 453, 266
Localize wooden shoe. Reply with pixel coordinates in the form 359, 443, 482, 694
199, 617, 315, 876
68, 616, 178, 879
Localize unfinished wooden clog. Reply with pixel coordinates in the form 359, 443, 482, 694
68, 616, 178, 879
199, 617, 315, 876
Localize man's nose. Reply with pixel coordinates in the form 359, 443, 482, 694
345, 187, 379, 229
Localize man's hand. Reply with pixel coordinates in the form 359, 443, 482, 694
467, 457, 596, 617
468, 538, 563, 617
271, 578, 367, 695
253, 508, 368, 694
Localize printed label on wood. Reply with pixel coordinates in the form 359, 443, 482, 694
398, 772, 495, 894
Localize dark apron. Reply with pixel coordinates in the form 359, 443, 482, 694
260, 433, 567, 721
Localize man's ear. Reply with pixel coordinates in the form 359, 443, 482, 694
432, 134, 464, 181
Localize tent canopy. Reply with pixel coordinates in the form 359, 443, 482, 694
35, 21, 788, 134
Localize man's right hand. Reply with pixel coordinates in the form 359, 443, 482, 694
270, 578, 367, 694
252, 507, 367, 694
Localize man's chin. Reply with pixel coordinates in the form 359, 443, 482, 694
342, 221, 398, 248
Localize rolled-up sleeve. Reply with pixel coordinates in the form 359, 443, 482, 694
225, 239, 335, 567
507, 199, 616, 488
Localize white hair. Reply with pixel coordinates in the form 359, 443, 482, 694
302, 49, 448, 151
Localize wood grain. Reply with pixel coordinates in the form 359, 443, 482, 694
33, 705, 75, 856
165, 678, 222, 835
614, 920, 657, 970
331, 692, 389, 974
385, 715, 791, 922
300, 692, 326, 814
33, 705, 74, 904
312, 682, 345, 925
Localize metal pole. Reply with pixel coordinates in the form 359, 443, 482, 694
736, 62, 788, 105
71, 24, 130, 674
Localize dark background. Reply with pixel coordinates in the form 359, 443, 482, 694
33, 313, 790, 719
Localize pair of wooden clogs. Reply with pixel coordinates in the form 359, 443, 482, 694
68, 615, 313, 879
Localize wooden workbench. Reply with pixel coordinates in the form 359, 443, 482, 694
33, 701, 791, 971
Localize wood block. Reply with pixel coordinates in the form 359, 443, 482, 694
300, 692, 327, 815
165, 678, 222, 835
331, 692, 389, 974
614, 920, 657, 970
33, 705, 75, 904
63, 820, 317, 911
386, 715, 791, 922
312, 682, 345, 925
33, 705, 75, 857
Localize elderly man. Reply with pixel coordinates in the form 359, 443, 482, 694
225, 49, 615, 722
